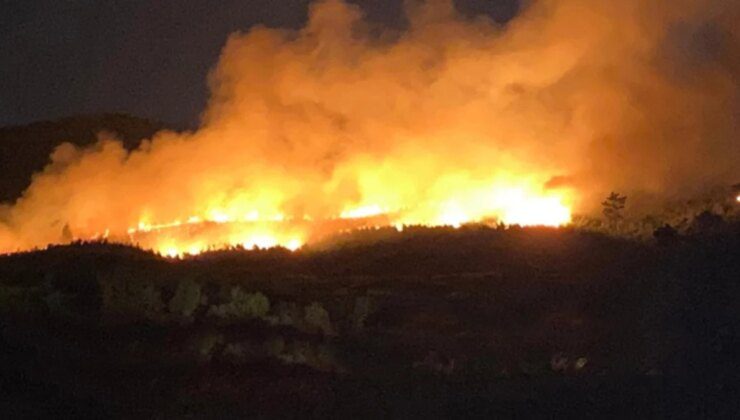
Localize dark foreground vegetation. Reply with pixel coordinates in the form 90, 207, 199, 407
1, 215, 739, 417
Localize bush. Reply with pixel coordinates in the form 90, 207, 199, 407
168, 278, 202, 320
304, 301, 335, 336
267, 301, 336, 336
99, 273, 165, 322
272, 301, 303, 327
272, 338, 340, 371
208, 287, 270, 320
191, 332, 224, 362
222, 341, 265, 362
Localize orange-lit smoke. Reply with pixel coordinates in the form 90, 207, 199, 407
0, 0, 738, 256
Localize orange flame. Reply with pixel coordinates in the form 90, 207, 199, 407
120, 181, 571, 257
1, 0, 736, 257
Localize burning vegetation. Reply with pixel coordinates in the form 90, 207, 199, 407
0, 0, 738, 256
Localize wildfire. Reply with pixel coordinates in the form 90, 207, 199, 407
118, 183, 571, 258
3, 0, 732, 258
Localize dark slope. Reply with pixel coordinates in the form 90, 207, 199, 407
0, 113, 169, 203
1, 225, 738, 417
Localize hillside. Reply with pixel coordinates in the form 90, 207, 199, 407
1, 224, 738, 417
0, 114, 169, 203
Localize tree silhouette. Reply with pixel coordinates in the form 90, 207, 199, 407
602, 192, 627, 222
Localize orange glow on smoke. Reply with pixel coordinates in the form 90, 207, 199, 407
1, 0, 736, 257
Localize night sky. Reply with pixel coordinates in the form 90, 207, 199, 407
0, 0, 518, 128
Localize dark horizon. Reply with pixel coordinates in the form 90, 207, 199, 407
0, 0, 518, 128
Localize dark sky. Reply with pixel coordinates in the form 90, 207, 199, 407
0, 0, 518, 128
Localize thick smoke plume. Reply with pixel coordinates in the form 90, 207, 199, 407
1, 0, 738, 253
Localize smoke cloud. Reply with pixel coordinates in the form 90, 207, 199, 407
1, 0, 738, 253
